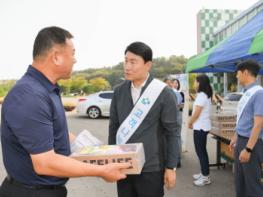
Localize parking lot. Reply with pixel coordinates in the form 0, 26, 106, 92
0, 108, 235, 197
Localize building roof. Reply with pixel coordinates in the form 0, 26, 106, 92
214, 0, 263, 35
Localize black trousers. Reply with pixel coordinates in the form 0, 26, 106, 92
0, 177, 67, 197
234, 136, 263, 197
193, 130, 210, 176
117, 171, 164, 197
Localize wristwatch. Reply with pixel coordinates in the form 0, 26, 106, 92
166, 167, 177, 171
245, 146, 253, 153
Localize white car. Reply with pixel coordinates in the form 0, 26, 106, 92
76, 91, 113, 119
222, 92, 243, 112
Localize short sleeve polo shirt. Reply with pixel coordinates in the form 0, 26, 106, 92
1, 65, 70, 186
236, 83, 263, 139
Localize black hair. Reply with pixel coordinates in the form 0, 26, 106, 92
196, 74, 213, 99
33, 26, 73, 59
173, 78, 180, 90
125, 42, 152, 63
236, 59, 260, 77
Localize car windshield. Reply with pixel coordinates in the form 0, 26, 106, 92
224, 93, 242, 101
99, 92, 113, 99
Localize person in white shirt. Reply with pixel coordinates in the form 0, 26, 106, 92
188, 74, 213, 186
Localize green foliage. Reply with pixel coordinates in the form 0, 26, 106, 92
73, 55, 188, 88
83, 83, 95, 93
89, 77, 111, 92
227, 73, 237, 92
105, 70, 123, 88
188, 73, 197, 93
151, 55, 187, 78
70, 77, 87, 93
0, 80, 16, 97
59, 76, 111, 95
58, 75, 112, 95
59, 79, 72, 95
0, 55, 188, 97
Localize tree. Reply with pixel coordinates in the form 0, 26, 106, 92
188, 73, 197, 93
70, 55, 188, 88
89, 77, 111, 92
83, 83, 96, 94
59, 77, 88, 95
59, 79, 72, 95
105, 70, 123, 88
70, 77, 87, 93
0, 80, 16, 97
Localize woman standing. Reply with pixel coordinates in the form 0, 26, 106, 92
172, 78, 184, 168
188, 74, 213, 186
172, 78, 185, 111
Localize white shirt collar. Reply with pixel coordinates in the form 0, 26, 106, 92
131, 73, 149, 89
130, 73, 150, 104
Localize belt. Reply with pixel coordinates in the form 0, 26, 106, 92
238, 134, 263, 141
237, 134, 249, 139
6, 176, 65, 190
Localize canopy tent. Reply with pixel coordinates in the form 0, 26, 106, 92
186, 10, 263, 73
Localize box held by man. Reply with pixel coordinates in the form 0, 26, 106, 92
70, 143, 145, 174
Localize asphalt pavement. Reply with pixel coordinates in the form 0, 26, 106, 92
0, 108, 235, 197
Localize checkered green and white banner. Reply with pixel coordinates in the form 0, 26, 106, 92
198, 9, 240, 92
199, 9, 240, 51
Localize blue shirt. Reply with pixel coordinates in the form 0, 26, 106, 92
236, 82, 263, 139
1, 65, 70, 186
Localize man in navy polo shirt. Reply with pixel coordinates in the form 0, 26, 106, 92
229, 60, 263, 197
0, 26, 129, 197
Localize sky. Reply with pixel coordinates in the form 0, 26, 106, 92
0, 0, 259, 79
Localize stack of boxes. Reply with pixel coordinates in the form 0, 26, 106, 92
211, 113, 236, 140
211, 112, 236, 161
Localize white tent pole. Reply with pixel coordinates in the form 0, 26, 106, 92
224, 73, 228, 96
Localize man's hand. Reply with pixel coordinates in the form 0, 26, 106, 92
239, 149, 251, 163
69, 132, 76, 143
100, 163, 130, 182
164, 168, 176, 190
229, 135, 236, 152
31, 150, 130, 178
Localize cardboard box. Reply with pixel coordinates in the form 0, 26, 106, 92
220, 142, 234, 161
210, 128, 235, 140
211, 120, 236, 130
211, 114, 236, 122
70, 143, 145, 174
210, 113, 236, 140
